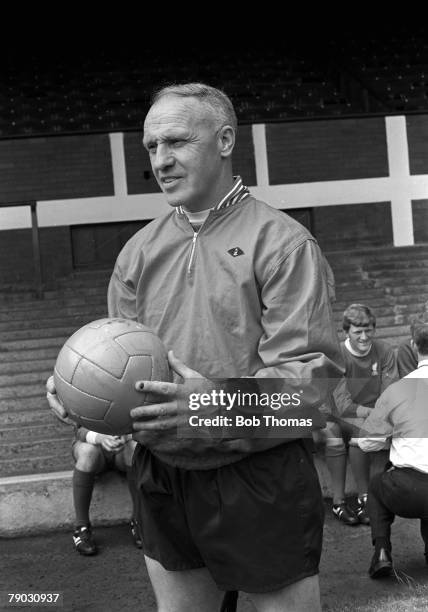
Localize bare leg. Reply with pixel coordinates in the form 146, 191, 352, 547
144, 555, 223, 612
245, 574, 321, 612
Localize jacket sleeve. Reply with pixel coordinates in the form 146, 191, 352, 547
107, 263, 138, 320
358, 392, 392, 452
254, 240, 343, 381
217, 239, 344, 455
333, 377, 366, 418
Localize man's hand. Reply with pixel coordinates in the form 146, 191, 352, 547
356, 405, 372, 418
130, 351, 212, 436
46, 375, 74, 425
130, 351, 220, 453
94, 434, 127, 453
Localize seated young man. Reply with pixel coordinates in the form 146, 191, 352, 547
72, 427, 141, 555
319, 304, 398, 526
397, 306, 428, 377
358, 322, 428, 578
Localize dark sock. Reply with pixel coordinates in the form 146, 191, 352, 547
374, 537, 391, 552
73, 468, 96, 528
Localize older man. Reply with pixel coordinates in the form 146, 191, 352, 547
48, 83, 342, 612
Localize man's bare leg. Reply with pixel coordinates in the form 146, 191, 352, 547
144, 555, 224, 612
245, 574, 321, 612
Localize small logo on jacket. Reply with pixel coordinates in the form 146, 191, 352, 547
228, 247, 244, 257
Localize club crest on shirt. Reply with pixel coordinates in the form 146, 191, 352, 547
228, 247, 244, 257
371, 362, 378, 376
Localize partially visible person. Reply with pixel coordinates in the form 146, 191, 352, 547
396, 305, 428, 378
358, 322, 428, 578
318, 304, 398, 527
67, 422, 141, 556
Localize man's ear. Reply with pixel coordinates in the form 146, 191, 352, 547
218, 125, 235, 158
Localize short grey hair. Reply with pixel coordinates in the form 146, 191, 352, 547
151, 82, 238, 132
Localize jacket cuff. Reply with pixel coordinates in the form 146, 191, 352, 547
86, 431, 98, 445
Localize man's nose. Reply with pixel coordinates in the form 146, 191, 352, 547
360, 330, 368, 340
153, 145, 174, 170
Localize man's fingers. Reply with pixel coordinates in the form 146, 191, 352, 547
131, 402, 176, 419
46, 375, 56, 394
47, 392, 67, 417
134, 380, 178, 396
133, 416, 178, 431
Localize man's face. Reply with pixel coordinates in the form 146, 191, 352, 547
143, 95, 227, 212
346, 324, 376, 355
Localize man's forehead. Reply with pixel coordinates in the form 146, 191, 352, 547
144, 96, 213, 132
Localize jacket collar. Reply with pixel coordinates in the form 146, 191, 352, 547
176, 175, 250, 217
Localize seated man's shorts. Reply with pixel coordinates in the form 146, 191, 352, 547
133, 440, 324, 592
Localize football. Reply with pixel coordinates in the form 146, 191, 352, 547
53, 318, 171, 435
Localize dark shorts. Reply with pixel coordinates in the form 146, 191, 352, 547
133, 440, 324, 592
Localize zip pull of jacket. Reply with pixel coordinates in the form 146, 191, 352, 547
188, 231, 198, 274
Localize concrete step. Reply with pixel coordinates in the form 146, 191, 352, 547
56, 278, 111, 290
0, 293, 106, 309
0, 336, 68, 351
0, 435, 73, 461
0, 358, 55, 375
0, 347, 60, 364
371, 276, 428, 286
0, 311, 105, 331
334, 279, 376, 289
332, 313, 413, 327
333, 297, 392, 309
42, 286, 107, 299
0, 470, 131, 535
0, 395, 47, 414
382, 284, 428, 296
332, 302, 425, 318
0, 454, 73, 478
373, 324, 410, 338
328, 244, 428, 258
334, 288, 386, 299
0, 383, 47, 400
364, 260, 428, 272
0, 421, 71, 443
0, 370, 53, 389
0, 325, 82, 342
0, 408, 56, 426
0, 303, 106, 323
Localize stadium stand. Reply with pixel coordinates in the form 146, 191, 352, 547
1, 28, 428, 534
2, 29, 428, 138
2, 245, 428, 479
